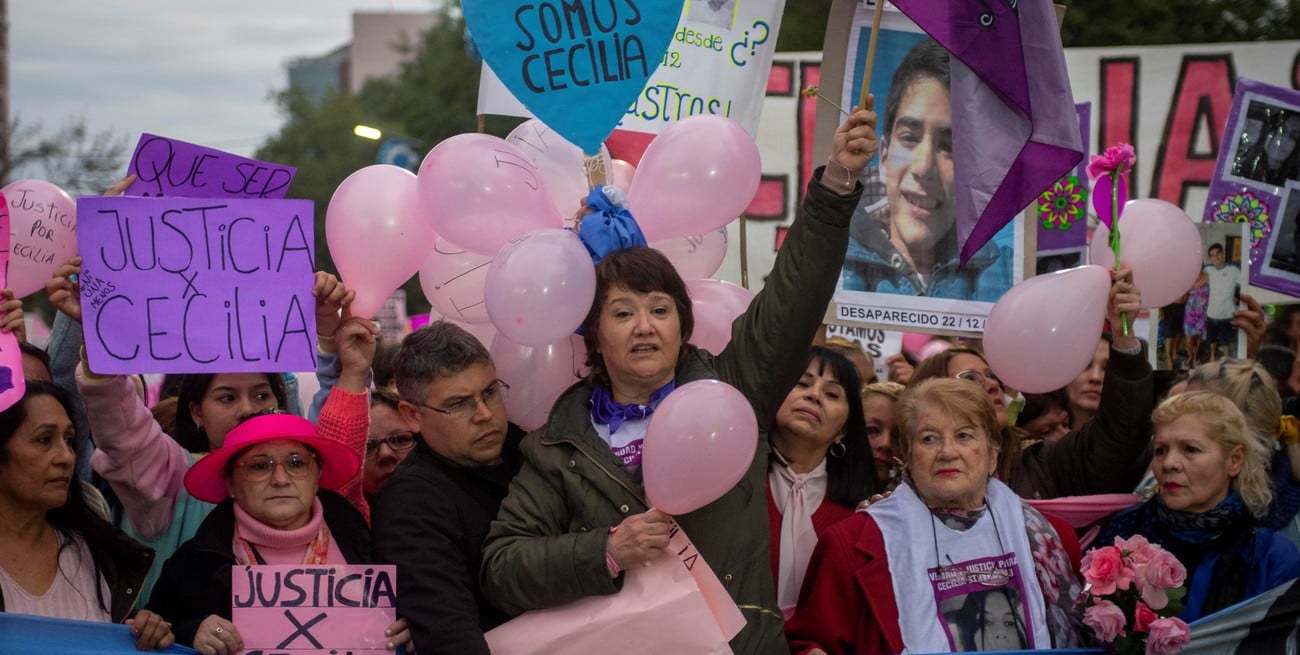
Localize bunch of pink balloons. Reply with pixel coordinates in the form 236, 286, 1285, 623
1, 180, 77, 298
643, 380, 758, 515
1089, 199, 1203, 307
325, 165, 435, 319
983, 265, 1111, 393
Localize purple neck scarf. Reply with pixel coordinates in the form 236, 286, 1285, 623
590, 380, 676, 435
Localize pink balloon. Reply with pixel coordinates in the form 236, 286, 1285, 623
418, 238, 492, 324
490, 332, 587, 431
643, 379, 758, 515
901, 332, 932, 358
485, 229, 596, 346
417, 133, 562, 255
686, 278, 755, 354
609, 159, 636, 194
506, 119, 611, 219
651, 227, 729, 280
1, 180, 76, 298
1089, 198, 1203, 308
326, 165, 434, 318
983, 265, 1111, 393
628, 116, 761, 243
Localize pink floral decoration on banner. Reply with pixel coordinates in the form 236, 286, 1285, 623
1087, 142, 1137, 181
1078, 536, 1190, 655
1212, 191, 1271, 249
1037, 175, 1087, 231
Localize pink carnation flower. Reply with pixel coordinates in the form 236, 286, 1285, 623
1083, 599, 1127, 643
1137, 550, 1188, 610
1145, 617, 1191, 655
1081, 545, 1136, 595
1116, 534, 1156, 565
1087, 142, 1137, 181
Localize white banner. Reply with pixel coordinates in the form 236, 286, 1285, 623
477, 0, 787, 137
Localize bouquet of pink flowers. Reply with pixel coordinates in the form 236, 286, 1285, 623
1078, 535, 1192, 655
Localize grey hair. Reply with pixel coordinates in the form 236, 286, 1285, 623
394, 321, 493, 404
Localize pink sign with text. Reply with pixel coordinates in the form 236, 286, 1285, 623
0, 194, 26, 412
231, 564, 396, 655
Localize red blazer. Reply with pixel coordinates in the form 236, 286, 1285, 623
784, 509, 1082, 655
766, 481, 857, 583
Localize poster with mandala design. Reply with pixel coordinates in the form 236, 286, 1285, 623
1034, 103, 1090, 275
1204, 79, 1300, 297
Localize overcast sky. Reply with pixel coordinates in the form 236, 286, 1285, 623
11, 1, 433, 159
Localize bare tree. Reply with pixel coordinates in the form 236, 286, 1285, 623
4, 115, 129, 195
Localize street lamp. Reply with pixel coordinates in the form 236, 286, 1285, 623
353, 124, 384, 140
352, 125, 421, 171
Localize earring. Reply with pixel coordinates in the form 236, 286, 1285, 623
828, 441, 847, 458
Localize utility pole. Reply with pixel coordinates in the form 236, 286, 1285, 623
0, 0, 9, 184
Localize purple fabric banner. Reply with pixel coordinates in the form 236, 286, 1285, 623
889, 0, 1084, 264
125, 134, 295, 199
76, 196, 316, 374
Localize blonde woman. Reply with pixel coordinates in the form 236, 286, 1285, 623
1097, 392, 1300, 621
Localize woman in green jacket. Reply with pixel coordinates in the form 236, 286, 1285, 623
480, 108, 877, 655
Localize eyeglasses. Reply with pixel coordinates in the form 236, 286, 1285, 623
410, 381, 510, 420
234, 453, 317, 480
954, 368, 1001, 388
366, 432, 417, 457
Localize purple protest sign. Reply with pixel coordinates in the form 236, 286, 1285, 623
125, 134, 296, 199
232, 564, 396, 655
1036, 103, 1092, 257
0, 195, 26, 412
1204, 79, 1300, 298
76, 196, 316, 374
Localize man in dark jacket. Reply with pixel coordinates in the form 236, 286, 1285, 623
372, 322, 525, 655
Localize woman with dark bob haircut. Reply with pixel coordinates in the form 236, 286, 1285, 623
482, 108, 880, 654
0, 382, 174, 650
767, 345, 879, 619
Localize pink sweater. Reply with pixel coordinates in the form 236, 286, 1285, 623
233, 498, 347, 564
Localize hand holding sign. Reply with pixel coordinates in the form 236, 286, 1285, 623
0, 197, 26, 412
1, 179, 76, 298
462, 0, 680, 154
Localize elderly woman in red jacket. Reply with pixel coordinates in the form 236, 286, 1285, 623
786, 378, 1084, 654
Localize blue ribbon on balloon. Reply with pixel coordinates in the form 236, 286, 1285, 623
577, 185, 647, 266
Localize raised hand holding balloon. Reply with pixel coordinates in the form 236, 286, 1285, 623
1088, 143, 1136, 334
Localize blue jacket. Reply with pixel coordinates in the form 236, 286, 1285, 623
841, 192, 1012, 301
1180, 526, 1300, 621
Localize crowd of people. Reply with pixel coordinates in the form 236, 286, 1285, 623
3, 104, 1300, 655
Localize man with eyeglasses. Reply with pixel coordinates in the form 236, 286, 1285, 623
371, 321, 526, 655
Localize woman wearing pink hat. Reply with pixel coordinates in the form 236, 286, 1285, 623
143, 412, 410, 655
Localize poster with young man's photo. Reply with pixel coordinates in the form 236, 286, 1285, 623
826, 3, 1025, 336
1154, 222, 1250, 369
1205, 79, 1300, 298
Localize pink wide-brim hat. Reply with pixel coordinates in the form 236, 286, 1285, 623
183, 413, 359, 504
